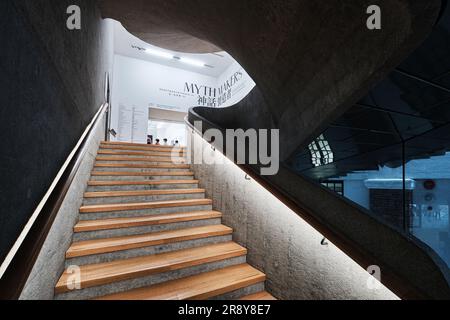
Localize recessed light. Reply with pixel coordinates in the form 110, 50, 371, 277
145, 48, 174, 59
179, 57, 206, 67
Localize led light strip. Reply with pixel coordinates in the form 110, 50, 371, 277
0, 104, 107, 279
141, 46, 207, 68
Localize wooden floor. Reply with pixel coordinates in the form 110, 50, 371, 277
55, 141, 276, 300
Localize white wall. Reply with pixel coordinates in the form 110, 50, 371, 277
216, 61, 256, 107
111, 54, 256, 143
112, 54, 218, 114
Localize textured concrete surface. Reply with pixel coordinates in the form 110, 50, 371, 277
87, 183, 199, 192
189, 130, 399, 300
57, 255, 246, 300
79, 204, 213, 220
94, 167, 191, 172
214, 283, 265, 300
73, 218, 222, 242
82, 192, 205, 205
20, 113, 106, 300
90, 175, 195, 181
0, 0, 113, 264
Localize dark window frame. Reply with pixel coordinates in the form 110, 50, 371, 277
321, 180, 344, 196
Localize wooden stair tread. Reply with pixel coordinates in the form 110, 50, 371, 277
101, 141, 185, 148
95, 263, 265, 300
98, 150, 183, 157
66, 224, 232, 258
101, 141, 185, 149
84, 188, 205, 198
100, 145, 185, 153
91, 171, 193, 176
96, 157, 185, 163
56, 242, 246, 294
94, 163, 190, 169
74, 210, 223, 232
239, 291, 277, 300
87, 180, 199, 186
80, 198, 212, 213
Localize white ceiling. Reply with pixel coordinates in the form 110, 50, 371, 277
113, 21, 235, 78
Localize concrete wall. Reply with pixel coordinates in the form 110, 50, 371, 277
0, 0, 113, 264
188, 129, 398, 300
20, 113, 106, 300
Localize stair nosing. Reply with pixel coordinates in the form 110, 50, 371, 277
94, 263, 265, 300
74, 210, 222, 232
80, 198, 213, 213
100, 141, 185, 148
239, 291, 277, 300
56, 242, 246, 294
87, 180, 199, 186
96, 157, 185, 163
94, 163, 190, 169
98, 151, 184, 157
66, 224, 232, 258
84, 188, 205, 198
91, 171, 194, 176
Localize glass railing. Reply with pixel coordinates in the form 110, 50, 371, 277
286, 110, 450, 268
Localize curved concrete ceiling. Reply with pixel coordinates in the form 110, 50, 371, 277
98, 0, 221, 53
98, 0, 441, 160
128, 32, 221, 54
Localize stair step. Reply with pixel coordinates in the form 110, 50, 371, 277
101, 141, 185, 149
84, 189, 205, 199
98, 150, 183, 157
67, 224, 232, 258
100, 145, 185, 153
93, 167, 190, 174
83, 188, 205, 205
56, 242, 246, 295
86, 180, 199, 192
94, 163, 190, 169
239, 291, 277, 300
80, 199, 212, 214
88, 180, 198, 187
90, 171, 195, 181
74, 211, 223, 232
96, 156, 185, 163
95, 263, 265, 300
91, 171, 194, 177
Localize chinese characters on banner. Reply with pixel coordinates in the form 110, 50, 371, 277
185, 71, 244, 108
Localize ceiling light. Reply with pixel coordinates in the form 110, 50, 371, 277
179, 57, 206, 67
145, 48, 174, 59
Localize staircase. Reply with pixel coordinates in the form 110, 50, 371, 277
54, 141, 276, 300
